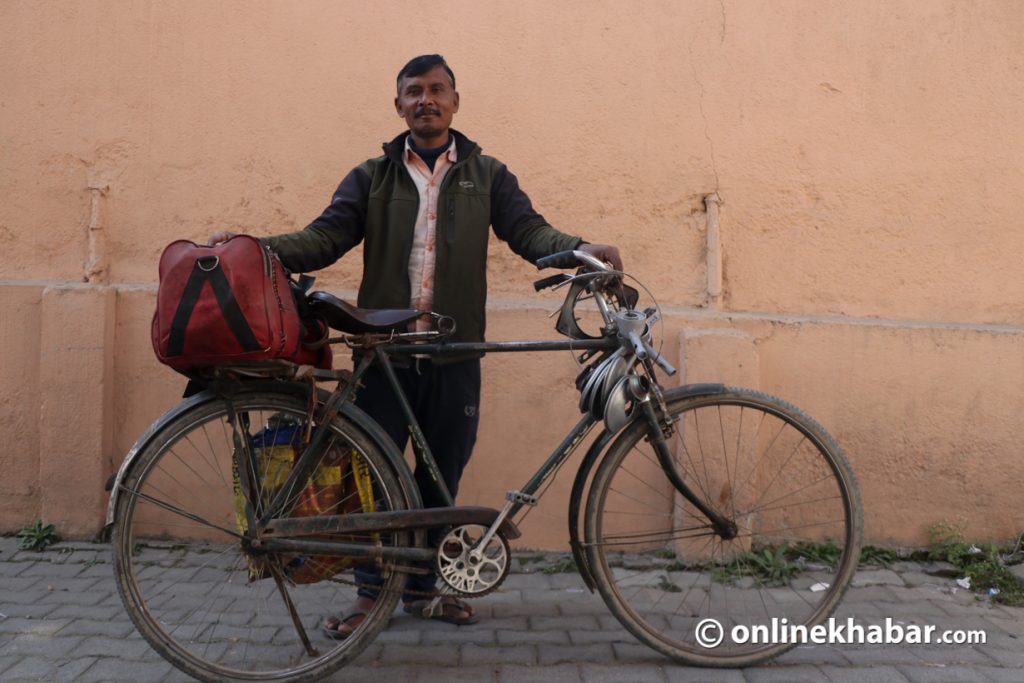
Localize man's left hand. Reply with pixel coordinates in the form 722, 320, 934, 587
578, 243, 623, 272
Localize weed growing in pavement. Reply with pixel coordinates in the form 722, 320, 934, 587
859, 545, 900, 568
656, 574, 682, 592
542, 556, 578, 574
713, 545, 800, 587
925, 522, 1024, 607
16, 520, 59, 551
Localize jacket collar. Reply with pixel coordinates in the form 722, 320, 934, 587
383, 129, 478, 164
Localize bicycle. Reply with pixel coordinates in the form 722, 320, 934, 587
106, 250, 863, 682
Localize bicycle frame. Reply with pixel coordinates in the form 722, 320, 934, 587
255, 333, 736, 570
255, 337, 615, 557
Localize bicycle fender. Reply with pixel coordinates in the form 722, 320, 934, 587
104, 381, 422, 529
568, 428, 615, 592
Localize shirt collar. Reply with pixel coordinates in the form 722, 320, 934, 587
404, 134, 458, 163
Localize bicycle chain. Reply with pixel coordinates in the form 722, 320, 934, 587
317, 562, 507, 599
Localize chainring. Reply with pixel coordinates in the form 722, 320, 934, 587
436, 524, 511, 596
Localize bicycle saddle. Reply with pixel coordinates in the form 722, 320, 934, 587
308, 291, 422, 333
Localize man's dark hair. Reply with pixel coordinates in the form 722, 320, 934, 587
396, 54, 456, 93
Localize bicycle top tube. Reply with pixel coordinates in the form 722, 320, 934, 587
379, 336, 619, 358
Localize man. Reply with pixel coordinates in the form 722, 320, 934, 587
211, 54, 621, 638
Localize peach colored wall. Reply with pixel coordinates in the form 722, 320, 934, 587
2, 1, 1024, 548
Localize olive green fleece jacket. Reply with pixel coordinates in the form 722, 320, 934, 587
263, 130, 583, 357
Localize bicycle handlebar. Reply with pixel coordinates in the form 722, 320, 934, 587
535, 250, 614, 273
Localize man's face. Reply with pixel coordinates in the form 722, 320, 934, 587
395, 65, 460, 147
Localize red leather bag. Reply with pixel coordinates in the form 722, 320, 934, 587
152, 235, 302, 372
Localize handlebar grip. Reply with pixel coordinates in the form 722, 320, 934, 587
535, 251, 581, 270
533, 273, 571, 292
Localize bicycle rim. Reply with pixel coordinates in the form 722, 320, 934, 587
585, 387, 862, 666
112, 390, 408, 683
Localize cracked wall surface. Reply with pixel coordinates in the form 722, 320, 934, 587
2, 1, 1024, 546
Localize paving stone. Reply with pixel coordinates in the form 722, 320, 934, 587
497, 628, 570, 645
662, 667, 747, 683
503, 574, 554, 590
421, 627, 497, 645
843, 585, 901, 603
907, 644, 998, 666
973, 646, 1024, 667
326, 663, 419, 683
0, 616, 71, 635
487, 600, 561, 617
10, 559, 85, 577
0, 575, 43, 593
53, 657, 100, 683
3, 633, 85, 658
841, 646, 924, 666
743, 665, 829, 682
530, 614, 602, 631
852, 570, 905, 587
579, 662, 668, 682
374, 627, 424, 644
418, 666, 498, 683
496, 663, 581, 683
56, 617, 136, 638
539, 642, 614, 665
4, 543, 1024, 680
773, 644, 850, 666
895, 664, 997, 683
35, 587, 112, 607
76, 657, 178, 683
0, 560, 30, 577
974, 666, 1024, 683
569, 628, 634, 645
548, 573, 588, 590
462, 644, 537, 666
817, 664, 911, 682
610, 642, 669, 665
377, 643, 459, 666
71, 634, 156, 659
556, 596, 608, 616
0, 653, 19, 678
46, 603, 126, 622
481, 588, 526, 604
934, 599, 1002, 618
49, 549, 101, 565
0, 656, 57, 680
900, 572, 954, 589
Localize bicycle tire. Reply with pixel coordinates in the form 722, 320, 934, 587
584, 386, 862, 667
111, 387, 410, 683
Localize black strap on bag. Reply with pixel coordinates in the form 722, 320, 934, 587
167, 256, 261, 357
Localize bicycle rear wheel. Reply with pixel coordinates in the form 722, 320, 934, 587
111, 387, 410, 683
584, 387, 862, 667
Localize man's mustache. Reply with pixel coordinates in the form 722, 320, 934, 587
415, 108, 441, 117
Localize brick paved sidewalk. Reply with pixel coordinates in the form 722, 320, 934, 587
1, 538, 1022, 683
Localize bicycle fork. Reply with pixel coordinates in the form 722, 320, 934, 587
635, 385, 738, 540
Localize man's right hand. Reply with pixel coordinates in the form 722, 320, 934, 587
207, 230, 237, 246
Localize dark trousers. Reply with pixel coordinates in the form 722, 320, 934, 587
353, 357, 481, 599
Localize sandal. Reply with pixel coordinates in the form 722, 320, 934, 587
402, 595, 479, 625
321, 609, 367, 640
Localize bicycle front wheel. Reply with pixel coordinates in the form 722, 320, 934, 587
111, 387, 410, 683
585, 387, 862, 667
